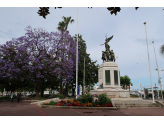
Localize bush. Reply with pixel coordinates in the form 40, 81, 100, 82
53, 94, 65, 99
81, 94, 93, 104
92, 100, 99, 107
49, 101, 58, 105
98, 93, 111, 106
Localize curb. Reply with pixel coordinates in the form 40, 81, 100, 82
37, 105, 117, 110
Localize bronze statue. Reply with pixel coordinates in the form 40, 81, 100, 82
100, 34, 116, 63
105, 35, 113, 52
106, 50, 110, 62
110, 50, 116, 62
101, 51, 106, 62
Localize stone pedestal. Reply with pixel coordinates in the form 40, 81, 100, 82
90, 62, 130, 98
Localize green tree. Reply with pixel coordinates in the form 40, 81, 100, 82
71, 34, 99, 95
120, 75, 131, 91
124, 75, 131, 90
37, 7, 140, 19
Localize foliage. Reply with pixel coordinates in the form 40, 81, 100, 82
120, 75, 131, 90
160, 44, 164, 57
92, 100, 99, 107
81, 94, 93, 103
0, 25, 76, 97
37, 7, 140, 19
72, 34, 99, 90
130, 94, 139, 97
98, 93, 111, 106
49, 101, 58, 105
53, 94, 65, 99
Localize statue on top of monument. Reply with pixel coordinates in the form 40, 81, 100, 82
100, 34, 116, 63
101, 51, 106, 63
105, 35, 113, 52
110, 50, 116, 62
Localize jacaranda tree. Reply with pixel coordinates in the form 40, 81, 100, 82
0, 25, 77, 97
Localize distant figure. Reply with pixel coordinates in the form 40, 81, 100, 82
10, 92, 14, 103
17, 92, 21, 103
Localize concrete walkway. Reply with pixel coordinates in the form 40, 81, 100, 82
0, 100, 164, 116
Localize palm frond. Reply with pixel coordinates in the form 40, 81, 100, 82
160, 44, 164, 55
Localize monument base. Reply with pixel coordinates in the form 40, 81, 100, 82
90, 88, 130, 98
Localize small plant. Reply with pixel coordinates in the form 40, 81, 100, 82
81, 94, 93, 104
92, 100, 99, 107
49, 101, 58, 105
98, 93, 111, 106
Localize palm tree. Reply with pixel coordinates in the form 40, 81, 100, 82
62, 16, 74, 33
160, 44, 164, 57
57, 21, 66, 34
56, 16, 74, 96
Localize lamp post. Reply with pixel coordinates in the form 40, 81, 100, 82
156, 69, 164, 99
152, 41, 160, 86
137, 63, 141, 99
76, 7, 78, 99
143, 22, 155, 103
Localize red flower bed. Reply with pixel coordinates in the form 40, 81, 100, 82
97, 105, 102, 107
53, 100, 113, 107
105, 103, 113, 107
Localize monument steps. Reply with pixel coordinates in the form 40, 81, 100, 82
114, 103, 162, 109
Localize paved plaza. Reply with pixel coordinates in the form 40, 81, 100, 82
0, 100, 164, 116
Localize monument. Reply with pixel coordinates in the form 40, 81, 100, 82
90, 34, 130, 98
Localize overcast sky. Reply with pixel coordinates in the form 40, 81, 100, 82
1, 1, 164, 91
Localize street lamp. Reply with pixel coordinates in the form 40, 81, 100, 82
156, 69, 164, 99
137, 63, 141, 99
76, 7, 78, 99
144, 22, 155, 103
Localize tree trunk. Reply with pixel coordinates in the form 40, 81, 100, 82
41, 80, 44, 97
72, 83, 75, 97
65, 82, 68, 97
36, 90, 39, 97
60, 78, 62, 94
82, 85, 84, 95
41, 87, 44, 97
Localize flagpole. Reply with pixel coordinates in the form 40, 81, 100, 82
76, 7, 78, 99
144, 22, 155, 103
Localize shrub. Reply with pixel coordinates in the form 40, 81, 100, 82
81, 94, 93, 104
92, 100, 99, 107
98, 93, 111, 106
49, 101, 58, 105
